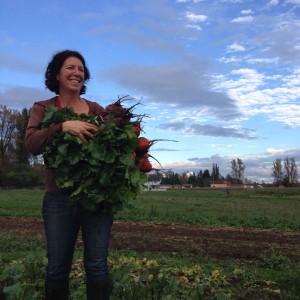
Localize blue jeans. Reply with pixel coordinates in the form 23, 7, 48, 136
42, 192, 113, 289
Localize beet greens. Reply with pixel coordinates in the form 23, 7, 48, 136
42, 103, 147, 212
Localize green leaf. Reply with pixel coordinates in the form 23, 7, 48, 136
57, 144, 68, 156
119, 154, 135, 168
60, 180, 75, 188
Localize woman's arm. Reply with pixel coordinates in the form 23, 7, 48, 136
25, 102, 63, 155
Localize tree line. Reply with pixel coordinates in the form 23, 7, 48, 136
0, 105, 44, 188
272, 157, 298, 187
0, 105, 298, 188
155, 158, 298, 188
155, 159, 247, 187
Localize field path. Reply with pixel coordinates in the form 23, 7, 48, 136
1, 217, 300, 262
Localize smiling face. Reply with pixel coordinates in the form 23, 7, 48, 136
56, 56, 85, 95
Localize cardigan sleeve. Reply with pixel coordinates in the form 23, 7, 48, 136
25, 101, 63, 155
25, 99, 106, 155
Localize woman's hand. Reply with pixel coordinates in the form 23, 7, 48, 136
62, 120, 98, 144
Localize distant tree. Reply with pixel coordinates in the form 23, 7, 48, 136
272, 158, 284, 186
160, 171, 172, 185
5, 163, 44, 188
290, 158, 298, 185
154, 171, 163, 181
244, 177, 253, 185
202, 169, 210, 187
231, 159, 238, 182
172, 173, 181, 185
196, 170, 203, 186
187, 173, 198, 186
225, 173, 233, 183
211, 163, 220, 182
147, 173, 160, 182
15, 108, 31, 165
180, 172, 189, 185
0, 105, 18, 169
284, 157, 298, 186
161, 171, 181, 186
230, 158, 246, 183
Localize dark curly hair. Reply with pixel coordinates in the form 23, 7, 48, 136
45, 50, 90, 95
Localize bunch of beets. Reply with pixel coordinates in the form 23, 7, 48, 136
41, 96, 177, 211
105, 96, 163, 173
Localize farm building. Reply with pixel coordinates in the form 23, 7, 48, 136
143, 180, 161, 191
210, 181, 230, 188
210, 181, 254, 189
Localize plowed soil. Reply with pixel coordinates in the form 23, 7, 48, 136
1, 217, 300, 262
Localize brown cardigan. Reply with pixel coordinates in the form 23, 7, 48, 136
25, 97, 106, 192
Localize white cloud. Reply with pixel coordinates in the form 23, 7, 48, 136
219, 56, 242, 64
219, 68, 265, 94
226, 42, 246, 53
266, 148, 287, 155
267, 0, 279, 7
185, 24, 202, 30
285, 0, 300, 4
246, 57, 279, 64
262, 104, 300, 127
185, 11, 208, 22
212, 65, 300, 127
241, 9, 254, 14
231, 16, 254, 23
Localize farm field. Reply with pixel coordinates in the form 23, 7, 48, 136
0, 188, 300, 299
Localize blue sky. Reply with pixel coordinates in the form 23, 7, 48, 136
1, 0, 300, 183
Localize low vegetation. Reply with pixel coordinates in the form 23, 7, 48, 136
0, 188, 300, 299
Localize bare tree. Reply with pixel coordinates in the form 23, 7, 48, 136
231, 159, 238, 181
0, 105, 18, 168
284, 157, 298, 186
272, 158, 284, 186
237, 158, 246, 182
180, 172, 189, 185
231, 158, 246, 183
15, 108, 31, 164
290, 157, 298, 184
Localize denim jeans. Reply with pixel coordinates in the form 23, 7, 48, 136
42, 192, 113, 289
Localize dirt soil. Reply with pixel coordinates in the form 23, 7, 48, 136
1, 217, 300, 262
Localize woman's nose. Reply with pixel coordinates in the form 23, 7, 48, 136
73, 68, 81, 75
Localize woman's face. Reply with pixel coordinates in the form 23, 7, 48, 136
56, 56, 85, 94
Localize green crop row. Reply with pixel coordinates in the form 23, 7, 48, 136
1, 250, 300, 300
1, 189, 300, 230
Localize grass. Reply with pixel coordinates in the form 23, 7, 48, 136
116, 188, 300, 230
0, 189, 43, 217
0, 233, 45, 261
1, 188, 300, 229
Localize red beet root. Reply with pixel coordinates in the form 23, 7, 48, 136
138, 157, 153, 173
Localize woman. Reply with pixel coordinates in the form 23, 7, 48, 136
25, 50, 113, 300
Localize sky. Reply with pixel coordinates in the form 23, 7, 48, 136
1, 0, 300, 183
